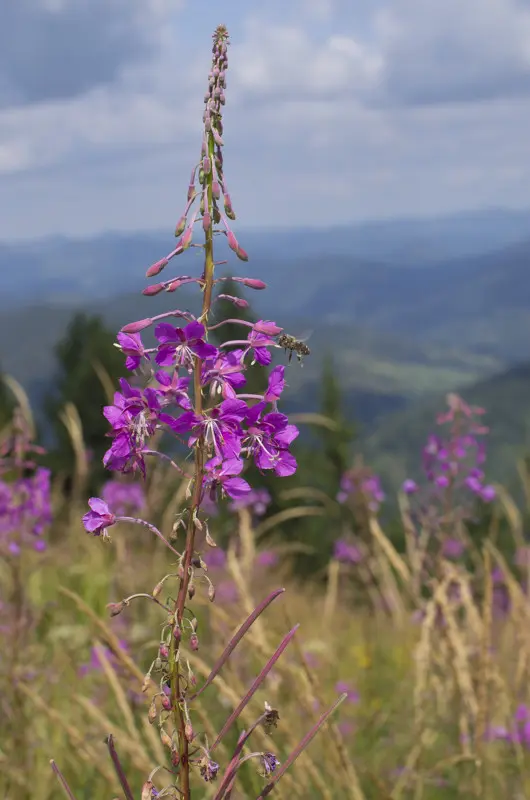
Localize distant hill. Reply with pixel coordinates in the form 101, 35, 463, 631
362, 363, 530, 493
3, 209, 530, 363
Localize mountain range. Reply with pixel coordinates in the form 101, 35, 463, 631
2, 206, 530, 490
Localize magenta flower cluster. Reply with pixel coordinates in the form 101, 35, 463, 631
0, 467, 51, 555
337, 468, 385, 513
401, 393, 495, 504
101, 479, 145, 517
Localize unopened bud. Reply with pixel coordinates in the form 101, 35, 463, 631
173, 624, 182, 642
198, 168, 205, 185
202, 157, 211, 174
160, 729, 173, 750
141, 673, 151, 693
188, 583, 196, 600
148, 698, 157, 724
152, 579, 164, 599
212, 181, 221, 200
187, 167, 197, 201
166, 280, 182, 292
106, 601, 125, 618
142, 284, 165, 296
171, 748, 180, 767
254, 320, 283, 336
213, 206, 221, 224
212, 128, 223, 147
180, 227, 193, 250
185, 721, 194, 742
121, 318, 153, 334
174, 215, 187, 237
146, 257, 169, 277
242, 278, 266, 290
226, 229, 240, 254
161, 694, 171, 711
236, 246, 249, 262
202, 212, 211, 233
159, 644, 169, 659
208, 584, 216, 602
190, 633, 199, 651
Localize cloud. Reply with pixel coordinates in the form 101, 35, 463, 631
0, 0, 175, 108
2, 1, 530, 239
373, 0, 530, 106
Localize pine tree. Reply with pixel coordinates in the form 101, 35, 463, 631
44, 313, 125, 487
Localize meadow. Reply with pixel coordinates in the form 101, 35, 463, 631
3, 21, 530, 800
3, 382, 530, 799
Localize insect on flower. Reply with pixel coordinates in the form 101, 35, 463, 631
277, 331, 311, 364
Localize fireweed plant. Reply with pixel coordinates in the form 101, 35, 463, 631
52, 26, 345, 799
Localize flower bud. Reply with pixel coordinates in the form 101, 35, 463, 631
161, 694, 171, 711
142, 284, 165, 296
148, 698, 157, 724
241, 278, 266, 290
190, 633, 199, 651
159, 644, 169, 659
121, 318, 153, 334
166, 280, 182, 292
208, 583, 215, 602
141, 673, 151, 692
185, 721, 194, 742
146, 257, 169, 277
236, 245, 249, 262
212, 128, 223, 146
212, 181, 221, 200
160, 729, 173, 750
202, 157, 211, 174
174, 215, 187, 237
188, 582, 196, 600
202, 212, 211, 233
187, 167, 197, 202
173, 624, 182, 642
106, 601, 126, 618
254, 320, 283, 336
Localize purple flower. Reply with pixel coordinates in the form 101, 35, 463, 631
245, 326, 275, 366
116, 331, 149, 371
154, 370, 192, 410
335, 680, 360, 703
229, 487, 271, 516
202, 547, 227, 569
162, 399, 247, 461
203, 456, 251, 500
202, 350, 246, 399
245, 403, 298, 477
103, 379, 162, 476
259, 753, 280, 777
155, 321, 217, 370
333, 539, 362, 564
264, 365, 286, 403
402, 479, 418, 495
255, 550, 278, 568
101, 480, 145, 516
441, 538, 466, 559
82, 498, 116, 536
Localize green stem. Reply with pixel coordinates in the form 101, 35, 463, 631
171, 128, 216, 800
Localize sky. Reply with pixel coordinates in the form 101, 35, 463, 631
2, 0, 530, 239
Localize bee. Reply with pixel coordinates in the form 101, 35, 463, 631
277, 332, 311, 364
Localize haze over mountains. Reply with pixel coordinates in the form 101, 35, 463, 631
2, 206, 530, 489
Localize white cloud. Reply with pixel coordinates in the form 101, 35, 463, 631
2, 0, 530, 238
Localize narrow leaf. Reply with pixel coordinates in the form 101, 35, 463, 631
212, 625, 299, 751
191, 588, 285, 702
106, 734, 135, 800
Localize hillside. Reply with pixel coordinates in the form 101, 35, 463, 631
362, 363, 530, 493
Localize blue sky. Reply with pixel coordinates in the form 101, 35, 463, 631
2, 0, 530, 239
